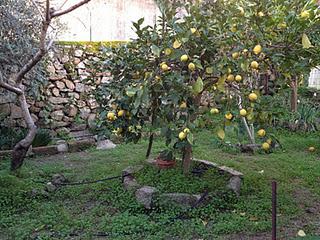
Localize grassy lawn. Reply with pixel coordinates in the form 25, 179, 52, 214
0, 130, 320, 239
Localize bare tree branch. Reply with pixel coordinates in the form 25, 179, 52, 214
30, 0, 45, 20
0, 81, 23, 95
52, 0, 92, 18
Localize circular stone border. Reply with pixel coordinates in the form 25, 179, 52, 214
122, 159, 244, 209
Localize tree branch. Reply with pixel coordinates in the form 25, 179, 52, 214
52, 0, 92, 18
0, 81, 23, 95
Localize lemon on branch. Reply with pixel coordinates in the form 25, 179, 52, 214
253, 45, 262, 55
180, 54, 189, 62
240, 109, 247, 117
250, 61, 259, 69
249, 92, 258, 102
257, 129, 266, 137
262, 142, 270, 151
188, 62, 196, 71
235, 75, 242, 82
179, 131, 187, 140
225, 112, 233, 120
210, 108, 219, 114
118, 110, 125, 117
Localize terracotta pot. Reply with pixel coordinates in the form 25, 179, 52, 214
155, 158, 176, 169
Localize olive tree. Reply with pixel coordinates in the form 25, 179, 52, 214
0, 0, 93, 171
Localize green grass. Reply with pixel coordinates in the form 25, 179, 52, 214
0, 129, 319, 239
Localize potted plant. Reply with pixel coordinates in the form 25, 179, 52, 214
156, 149, 176, 169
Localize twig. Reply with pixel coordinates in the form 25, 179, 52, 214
52, 0, 92, 18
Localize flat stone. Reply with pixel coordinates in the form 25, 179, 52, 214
74, 49, 83, 57
80, 107, 91, 120
10, 104, 23, 119
65, 105, 78, 117
122, 165, 143, 176
227, 176, 242, 196
96, 139, 116, 150
76, 62, 86, 69
60, 55, 69, 63
56, 81, 66, 90
47, 64, 56, 74
70, 124, 87, 131
48, 97, 69, 104
75, 83, 86, 93
219, 166, 243, 177
57, 141, 69, 153
73, 58, 81, 65
68, 92, 80, 99
33, 145, 58, 155
64, 80, 75, 90
87, 114, 96, 129
159, 193, 201, 208
46, 182, 57, 192
51, 121, 69, 128
52, 88, 60, 97
0, 103, 10, 118
68, 139, 95, 152
51, 110, 64, 121
135, 186, 158, 209
51, 173, 67, 186
123, 176, 140, 191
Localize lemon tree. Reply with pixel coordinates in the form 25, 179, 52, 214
96, 0, 320, 173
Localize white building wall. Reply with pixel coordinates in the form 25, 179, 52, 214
53, 0, 159, 41
309, 68, 320, 89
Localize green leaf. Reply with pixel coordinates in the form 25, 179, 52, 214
151, 45, 161, 57
302, 33, 313, 49
126, 87, 137, 97
192, 77, 204, 94
187, 132, 194, 145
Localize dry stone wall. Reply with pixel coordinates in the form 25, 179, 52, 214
0, 43, 110, 135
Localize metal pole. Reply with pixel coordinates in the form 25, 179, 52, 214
272, 181, 277, 240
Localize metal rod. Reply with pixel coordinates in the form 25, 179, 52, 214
272, 181, 277, 240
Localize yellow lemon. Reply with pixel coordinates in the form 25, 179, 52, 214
118, 110, 125, 117
179, 131, 187, 140
257, 129, 266, 137
188, 62, 196, 71
240, 109, 247, 117
251, 61, 259, 69
309, 146, 316, 152
262, 142, 270, 151
210, 108, 219, 114
180, 54, 189, 62
183, 128, 190, 134
235, 75, 242, 82
300, 10, 310, 19
164, 48, 172, 56
232, 52, 240, 59
225, 113, 233, 120
107, 112, 116, 121
227, 74, 235, 82
249, 92, 258, 102
253, 45, 262, 55
161, 63, 169, 71
190, 28, 197, 34
180, 101, 187, 109
257, 11, 265, 17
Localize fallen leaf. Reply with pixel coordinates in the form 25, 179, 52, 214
249, 216, 258, 221
258, 170, 264, 174
240, 212, 246, 216
201, 220, 208, 226
297, 230, 306, 237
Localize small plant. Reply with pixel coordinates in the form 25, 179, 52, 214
158, 149, 175, 161
32, 129, 52, 147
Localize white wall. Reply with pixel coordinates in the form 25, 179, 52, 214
309, 68, 320, 89
53, 0, 159, 41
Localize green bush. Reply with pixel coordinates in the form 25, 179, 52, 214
32, 128, 52, 147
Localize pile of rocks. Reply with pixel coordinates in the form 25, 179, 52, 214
0, 43, 110, 135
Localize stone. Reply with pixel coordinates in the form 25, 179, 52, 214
48, 97, 69, 104
96, 139, 116, 150
80, 107, 91, 119
53, 105, 64, 110
75, 83, 86, 93
68, 92, 80, 99
68, 139, 95, 152
10, 104, 23, 119
46, 182, 57, 192
74, 49, 83, 57
49, 75, 65, 81
64, 79, 75, 90
16, 119, 27, 128
0, 90, 16, 104
122, 165, 143, 176
29, 106, 41, 113
135, 186, 158, 209
33, 145, 58, 155
77, 100, 86, 108
76, 62, 86, 69
65, 105, 78, 117
56, 81, 66, 90
87, 114, 96, 129
69, 129, 91, 139
101, 76, 112, 83
227, 176, 242, 196
63, 116, 73, 123
123, 176, 140, 191
57, 141, 69, 153
51, 173, 67, 186
51, 110, 64, 121
0, 103, 10, 118
73, 57, 81, 65
35, 101, 46, 108
159, 193, 201, 208
60, 55, 69, 63
54, 61, 63, 70
87, 99, 98, 109
51, 121, 69, 128
70, 124, 87, 131
52, 87, 60, 97
47, 65, 56, 74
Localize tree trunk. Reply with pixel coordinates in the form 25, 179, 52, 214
291, 78, 298, 112
182, 145, 192, 175
11, 93, 37, 171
